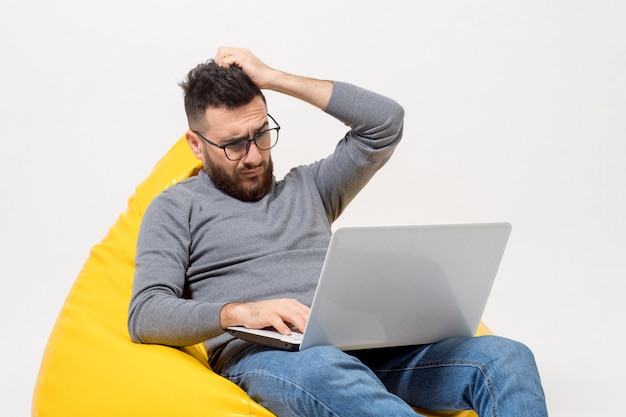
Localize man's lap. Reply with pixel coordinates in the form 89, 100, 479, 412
218, 336, 524, 414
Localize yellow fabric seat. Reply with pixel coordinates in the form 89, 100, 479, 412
33, 135, 488, 417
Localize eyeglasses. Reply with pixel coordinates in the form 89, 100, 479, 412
192, 114, 280, 161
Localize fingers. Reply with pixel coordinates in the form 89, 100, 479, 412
213, 46, 239, 67
221, 298, 310, 335
257, 298, 310, 335
273, 299, 310, 335
213, 46, 274, 89
214, 46, 259, 69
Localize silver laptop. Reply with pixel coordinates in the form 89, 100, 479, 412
227, 222, 511, 351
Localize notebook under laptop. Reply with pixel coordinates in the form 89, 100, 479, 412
227, 222, 511, 351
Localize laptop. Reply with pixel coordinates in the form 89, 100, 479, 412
227, 222, 511, 351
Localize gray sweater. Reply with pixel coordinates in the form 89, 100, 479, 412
128, 81, 404, 369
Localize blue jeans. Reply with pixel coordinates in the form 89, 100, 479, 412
220, 335, 547, 417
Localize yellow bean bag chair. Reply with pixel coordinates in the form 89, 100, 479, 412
32, 135, 490, 417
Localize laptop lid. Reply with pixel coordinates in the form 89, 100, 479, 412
228, 222, 511, 351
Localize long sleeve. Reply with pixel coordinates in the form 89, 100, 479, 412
311, 81, 404, 221
128, 188, 226, 346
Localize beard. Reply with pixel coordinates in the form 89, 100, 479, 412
204, 157, 274, 202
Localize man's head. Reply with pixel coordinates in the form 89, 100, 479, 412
180, 61, 274, 202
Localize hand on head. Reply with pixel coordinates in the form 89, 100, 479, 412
214, 46, 277, 89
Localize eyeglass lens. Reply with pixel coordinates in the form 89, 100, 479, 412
224, 128, 279, 160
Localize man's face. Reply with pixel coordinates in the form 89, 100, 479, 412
188, 96, 274, 202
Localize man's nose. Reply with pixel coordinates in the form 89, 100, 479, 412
242, 140, 263, 164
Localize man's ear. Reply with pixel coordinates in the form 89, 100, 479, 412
185, 130, 203, 159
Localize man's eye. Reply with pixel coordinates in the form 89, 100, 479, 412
226, 140, 248, 152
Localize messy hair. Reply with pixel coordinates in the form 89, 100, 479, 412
179, 60, 265, 129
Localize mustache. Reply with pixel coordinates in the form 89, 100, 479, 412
241, 160, 267, 171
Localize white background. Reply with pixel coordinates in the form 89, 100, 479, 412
1, 1, 624, 415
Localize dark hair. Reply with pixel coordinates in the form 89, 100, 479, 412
179, 60, 265, 129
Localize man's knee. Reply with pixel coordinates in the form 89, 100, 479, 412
477, 335, 540, 375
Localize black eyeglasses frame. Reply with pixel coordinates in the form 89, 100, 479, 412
192, 114, 280, 161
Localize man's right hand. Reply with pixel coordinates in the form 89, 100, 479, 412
214, 46, 277, 90
213, 46, 333, 110
219, 298, 310, 336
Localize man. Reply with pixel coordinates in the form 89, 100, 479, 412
128, 47, 547, 416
